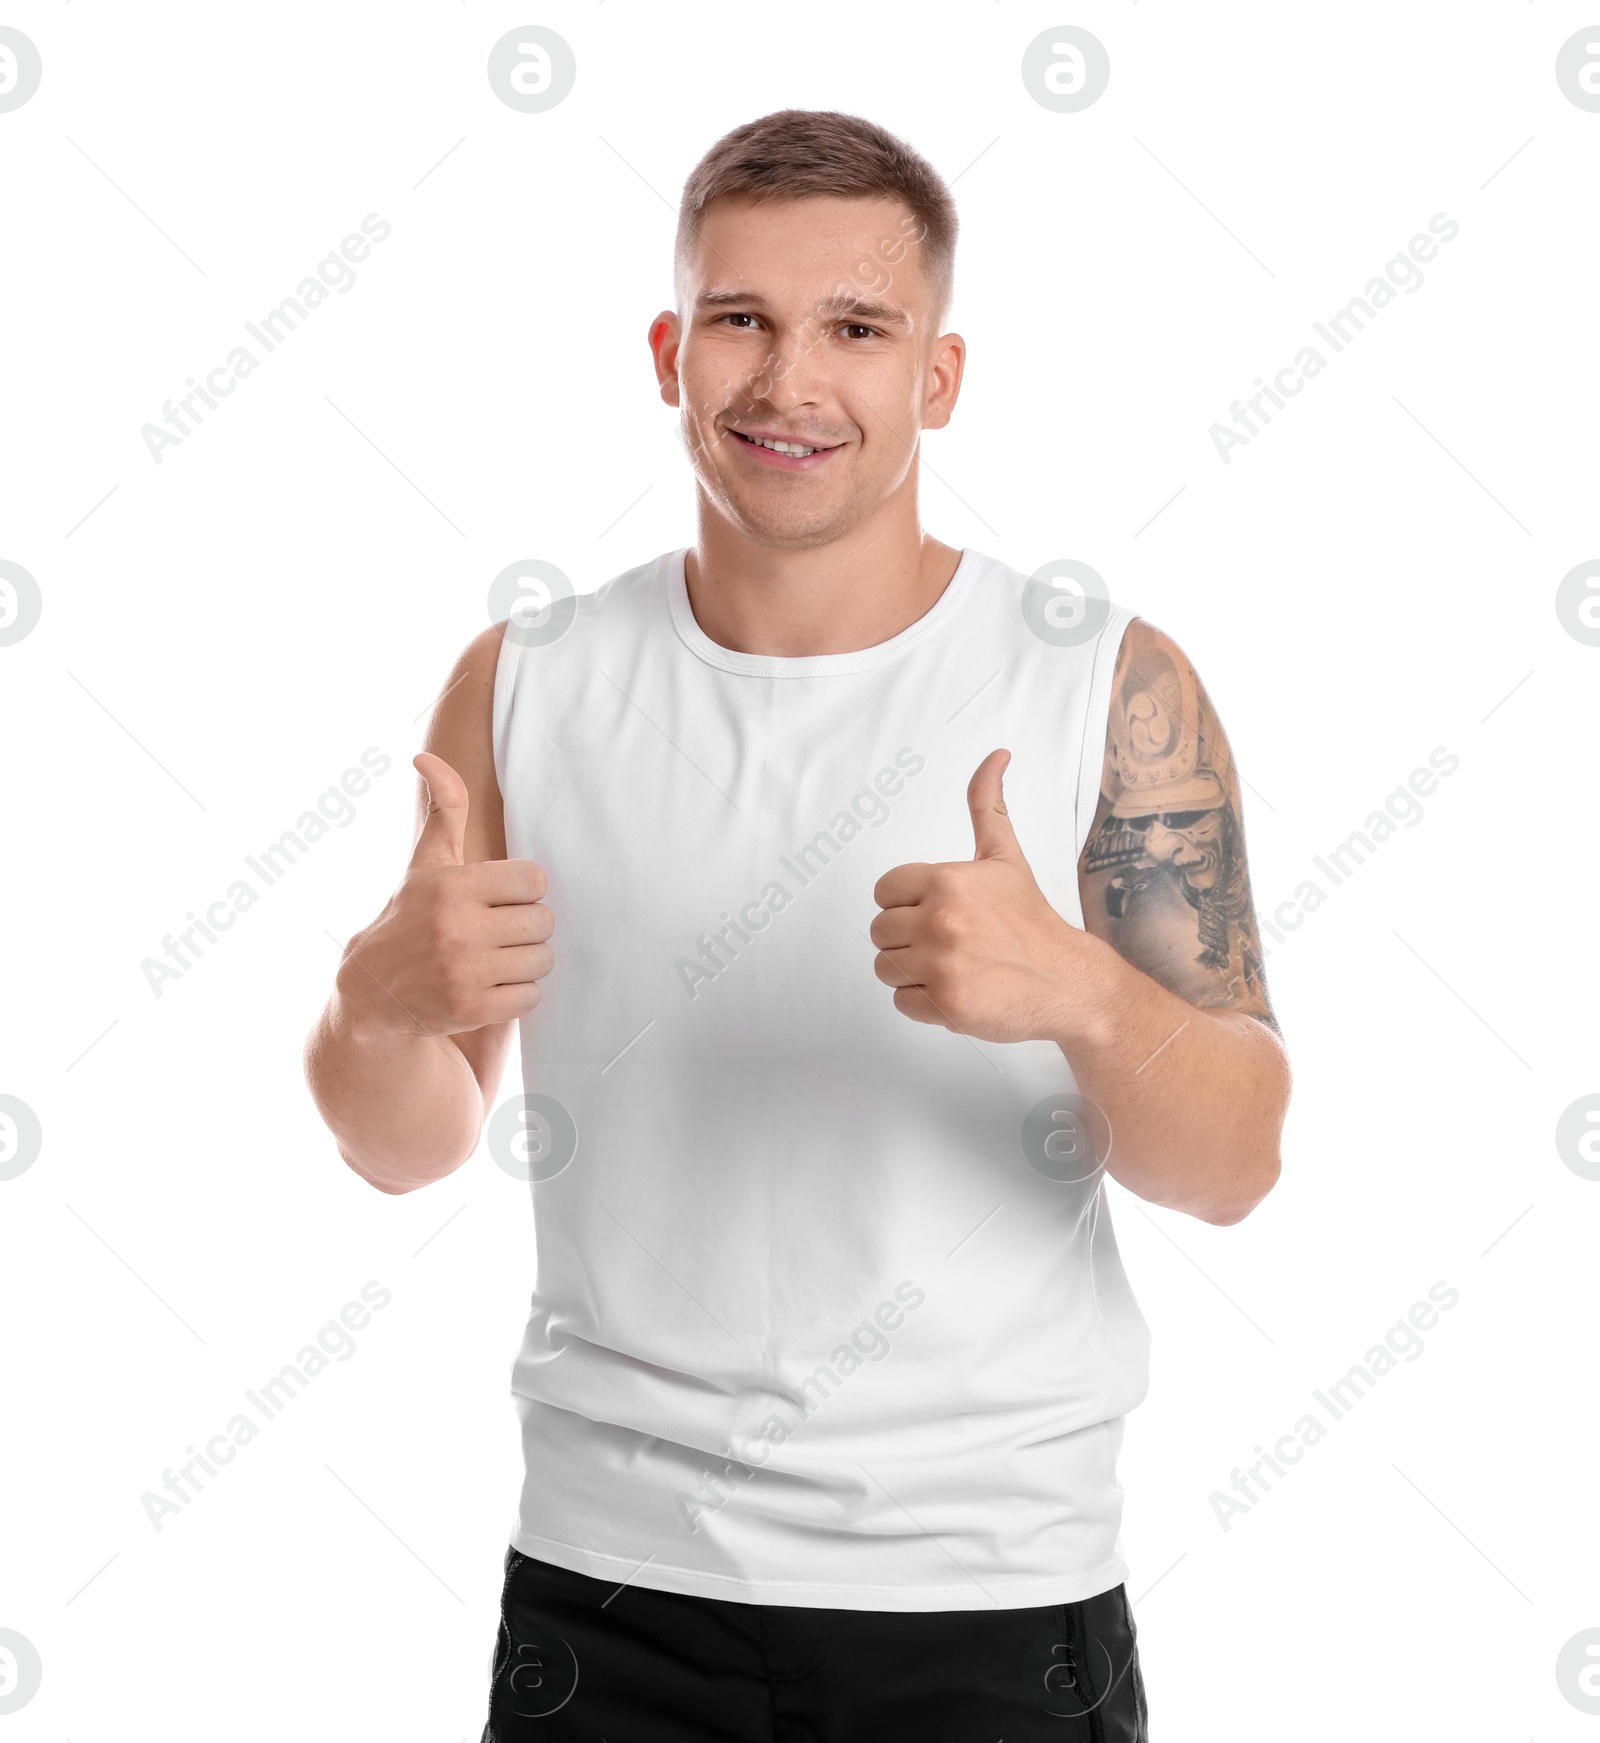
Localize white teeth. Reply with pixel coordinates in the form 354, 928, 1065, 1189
745, 434, 818, 456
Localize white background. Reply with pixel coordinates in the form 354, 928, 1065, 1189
2, 2, 1597, 1737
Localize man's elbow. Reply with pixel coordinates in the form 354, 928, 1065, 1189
1204, 1154, 1281, 1226
364, 1173, 416, 1197
340, 1146, 420, 1196
1206, 1046, 1290, 1224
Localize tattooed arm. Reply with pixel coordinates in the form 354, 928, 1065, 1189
1080, 618, 1277, 1029
1066, 617, 1290, 1222
868, 613, 1288, 1222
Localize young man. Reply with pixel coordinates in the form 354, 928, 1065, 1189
305, 110, 1290, 1740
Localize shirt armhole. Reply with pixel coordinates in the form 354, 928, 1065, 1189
1073, 606, 1134, 864
490, 618, 524, 808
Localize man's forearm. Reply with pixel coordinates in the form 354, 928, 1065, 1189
303, 988, 485, 1194
1051, 934, 1290, 1225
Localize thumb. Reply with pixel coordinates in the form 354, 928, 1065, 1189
967, 748, 1025, 863
409, 752, 469, 868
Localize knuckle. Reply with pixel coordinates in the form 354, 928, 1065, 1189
927, 904, 964, 947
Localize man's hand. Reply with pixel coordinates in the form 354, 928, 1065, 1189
336, 751, 554, 1041
870, 749, 1106, 1045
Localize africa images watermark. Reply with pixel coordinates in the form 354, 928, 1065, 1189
675, 746, 925, 998
1210, 213, 1460, 464
673, 1279, 927, 1534
140, 213, 392, 464
140, 1281, 391, 1531
140, 746, 392, 997
1210, 1279, 1459, 1531
1255, 744, 1458, 960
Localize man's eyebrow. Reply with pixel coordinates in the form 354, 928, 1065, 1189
696, 288, 768, 309
815, 293, 912, 331
695, 287, 913, 331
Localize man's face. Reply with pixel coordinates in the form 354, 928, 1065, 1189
650, 194, 963, 550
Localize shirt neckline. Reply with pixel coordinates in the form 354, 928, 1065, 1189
665, 545, 982, 677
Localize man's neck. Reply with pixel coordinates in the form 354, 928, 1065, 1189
683, 505, 964, 659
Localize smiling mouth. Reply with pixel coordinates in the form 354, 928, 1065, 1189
728, 429, 840, 458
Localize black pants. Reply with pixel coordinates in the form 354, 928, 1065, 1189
481, 1546, 1150, 1741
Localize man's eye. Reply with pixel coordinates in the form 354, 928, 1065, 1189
841, 323, 877, 340
720, 312, 761, 329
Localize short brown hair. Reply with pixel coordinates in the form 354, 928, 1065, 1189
676, 109, 958, 324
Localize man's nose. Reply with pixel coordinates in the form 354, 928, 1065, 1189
749, 336, 826, 409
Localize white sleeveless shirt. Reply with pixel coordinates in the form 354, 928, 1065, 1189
491, 545, 1152, 1611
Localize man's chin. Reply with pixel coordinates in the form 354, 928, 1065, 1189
724, 498, 858, 552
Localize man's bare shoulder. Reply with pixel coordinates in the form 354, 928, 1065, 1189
445, 619, 510, 672
414, 621, 511, 862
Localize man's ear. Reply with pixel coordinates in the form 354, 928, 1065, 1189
649, 310, 682, 407
921, 330, 966, 431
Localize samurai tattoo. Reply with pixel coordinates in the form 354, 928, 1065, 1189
1078, 618, 1278, 1034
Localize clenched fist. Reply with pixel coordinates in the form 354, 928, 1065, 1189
870, 749, 1106, 1045
337, 751, 554, 1039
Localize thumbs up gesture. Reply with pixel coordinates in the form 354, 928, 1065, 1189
870, 750, 1093, 1044
336, 752, 554, 1040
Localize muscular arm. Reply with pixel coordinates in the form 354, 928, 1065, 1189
872, 615, 1291, 1224
303, 621, 521, 1193
1066, 616, 1289, 1223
